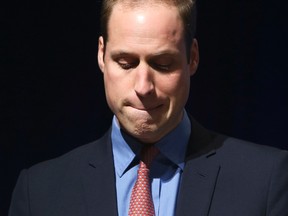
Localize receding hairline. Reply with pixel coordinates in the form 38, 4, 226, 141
106, 1, 185, 39
100, 0, 196, 61
110, 0, 184, 9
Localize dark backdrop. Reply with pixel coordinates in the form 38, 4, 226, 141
2, 0, 288, 215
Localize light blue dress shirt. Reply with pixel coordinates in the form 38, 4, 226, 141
111, 111, 191, 216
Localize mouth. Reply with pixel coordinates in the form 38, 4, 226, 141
130, 104, 163, 111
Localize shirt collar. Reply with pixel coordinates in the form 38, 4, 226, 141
111, 111, 191, 177
155, 111, 191, 169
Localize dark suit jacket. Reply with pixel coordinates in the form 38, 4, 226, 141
9, 119, 288, 216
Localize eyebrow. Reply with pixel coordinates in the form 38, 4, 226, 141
148, 50, 180, 58
110, 49, 180, 59
110, 51, 137, 59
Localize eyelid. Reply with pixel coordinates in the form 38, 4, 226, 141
152, 63, 171, 71
149, 56, 174, 71
114, 56, 139, 70
118, 63, 134, 70
117, 58, 130, 64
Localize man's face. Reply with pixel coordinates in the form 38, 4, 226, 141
98, 3, 199, 143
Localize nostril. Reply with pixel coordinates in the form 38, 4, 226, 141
134, 82, 154, 97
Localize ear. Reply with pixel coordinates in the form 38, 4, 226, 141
98, 36, 105, 73
189, 38, 199, 76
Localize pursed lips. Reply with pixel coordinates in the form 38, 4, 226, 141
129, 104, 163, 111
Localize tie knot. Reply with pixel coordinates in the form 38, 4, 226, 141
140, 145, 159, 168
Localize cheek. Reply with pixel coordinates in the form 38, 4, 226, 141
104, 65, 123, 92
103, 65, 132, 108
157, 72, 190, 98
103, 68, 121, 106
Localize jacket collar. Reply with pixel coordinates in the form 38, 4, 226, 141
176, 117, 226, 216
82, 129, 118, 216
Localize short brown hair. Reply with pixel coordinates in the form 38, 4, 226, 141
100, 0, 197, 59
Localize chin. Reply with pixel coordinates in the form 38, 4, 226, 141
117, 111, 171, 142
131, 120, 169, 143
132, 130, 162, 144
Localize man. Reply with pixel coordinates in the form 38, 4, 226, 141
9, 0, 288, 215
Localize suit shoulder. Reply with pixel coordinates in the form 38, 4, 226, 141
222, 136, 288, 157
215, 136, 288, 170
27, 132, 110, 178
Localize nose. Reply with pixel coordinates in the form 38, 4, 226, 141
134, 64, 154, 97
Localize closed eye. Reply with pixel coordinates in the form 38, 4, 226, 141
113, 55, 139, 70
151, 63, 172, 72
148, 53, 178, 72
118, 62, 136, 70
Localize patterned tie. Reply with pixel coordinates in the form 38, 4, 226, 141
128, 145, 159, 216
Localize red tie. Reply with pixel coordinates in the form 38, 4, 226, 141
128, 145, 159, 216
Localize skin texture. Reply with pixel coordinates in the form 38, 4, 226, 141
98, 2, 199, 144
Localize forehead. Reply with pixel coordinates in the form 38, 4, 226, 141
106, 2, 184, 50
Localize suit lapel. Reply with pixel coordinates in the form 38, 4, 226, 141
176, 153, 221, 216
81, 130, 118, 216
175, 117, 225, 216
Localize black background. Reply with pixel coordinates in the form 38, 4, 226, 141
2, 0, 288, 215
